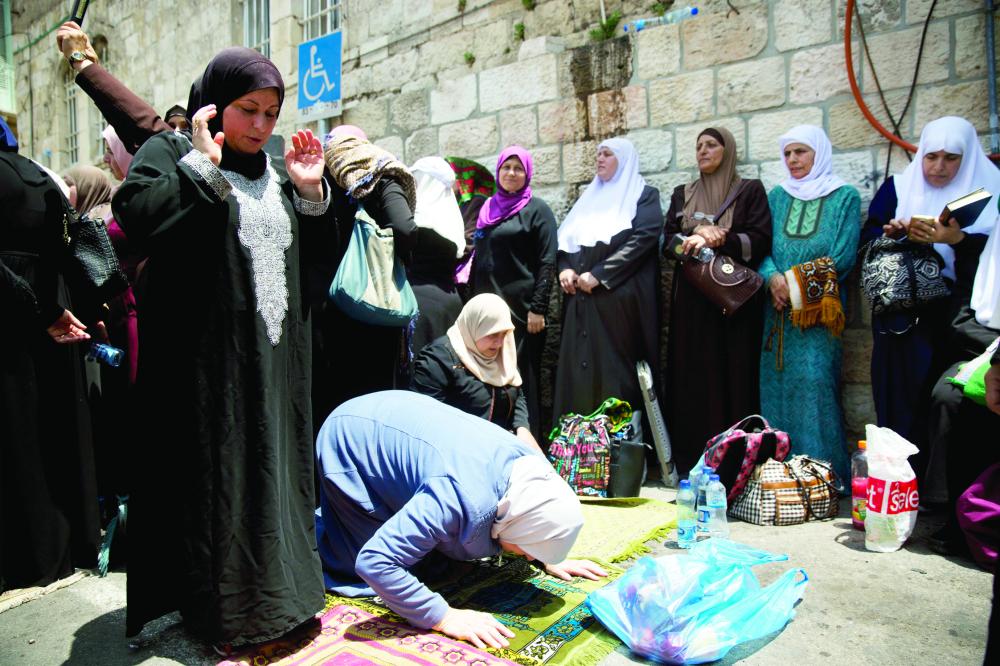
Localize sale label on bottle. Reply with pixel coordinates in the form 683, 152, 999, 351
867, 477, 919, 515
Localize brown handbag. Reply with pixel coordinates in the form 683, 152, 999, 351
683, 253, 763, 317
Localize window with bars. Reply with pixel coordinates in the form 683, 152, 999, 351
302, 0, 341, 41
65, 82, 78, 165
245, 0, 271, 58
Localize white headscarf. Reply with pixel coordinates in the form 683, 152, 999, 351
410, 156, 466, 259
971, 208, 1000, 327
491, 455, 583, 564
777, 125, 846, 201
557, 137, 647, 254
893, 116, 1000, 279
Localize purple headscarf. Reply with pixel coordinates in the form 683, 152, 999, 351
476, 145, 533, 229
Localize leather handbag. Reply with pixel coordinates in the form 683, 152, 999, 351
683, 253, 764, 317
59, 195, 128, 305
729, 455, 840, 526
860, 236, 950, 315
329, 210, 418, 326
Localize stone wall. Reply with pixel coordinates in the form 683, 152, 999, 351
12, 0, 998, 442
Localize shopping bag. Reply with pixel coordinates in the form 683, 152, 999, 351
587, 539, 807, 664
864, 424, 920, 553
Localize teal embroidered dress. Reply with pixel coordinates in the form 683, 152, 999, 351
759, 185, 861, 481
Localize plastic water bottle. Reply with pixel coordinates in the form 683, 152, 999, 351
706, 474, 730, 538
86, 342, 124, 368
695, 247, 715, 263
851, 440, 868, 531
696, 467, 714, 534
623, 6, 699, 32
675, 480, 697, 548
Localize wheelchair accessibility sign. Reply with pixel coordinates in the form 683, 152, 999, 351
298, 31, 342, 120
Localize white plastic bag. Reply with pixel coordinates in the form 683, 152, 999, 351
864, 424, 920, 552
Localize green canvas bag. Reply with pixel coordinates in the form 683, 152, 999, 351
329, 211, 418, 326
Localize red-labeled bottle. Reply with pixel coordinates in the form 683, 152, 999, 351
851, 440, 868, 530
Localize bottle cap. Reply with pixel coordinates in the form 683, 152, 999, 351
709, 473, 720, 481
691, 7, 699, 15
858, 440, 867, 450
679, 479, 691, 488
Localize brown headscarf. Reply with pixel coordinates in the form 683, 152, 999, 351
66, 164, 113, 217
446, 294, 522, 388
681, 127, 742, 232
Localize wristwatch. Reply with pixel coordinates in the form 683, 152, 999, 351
68, 51, 89, 64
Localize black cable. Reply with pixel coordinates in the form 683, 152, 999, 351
854, 0, 937, 182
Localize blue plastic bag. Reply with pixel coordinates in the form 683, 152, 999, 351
587, 539, 807, 664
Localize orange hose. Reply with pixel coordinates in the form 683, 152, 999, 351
844, 0, 918, 153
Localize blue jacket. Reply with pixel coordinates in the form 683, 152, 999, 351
315, 390, 537, 628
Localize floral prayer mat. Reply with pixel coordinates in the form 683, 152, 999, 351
220, 557, 623, 666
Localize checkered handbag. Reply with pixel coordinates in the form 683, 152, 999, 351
729, 456, 840, 526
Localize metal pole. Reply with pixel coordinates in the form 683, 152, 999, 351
987, 0, 999, 154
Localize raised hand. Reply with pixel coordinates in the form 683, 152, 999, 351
432, 607, 515, 650
191, 105, 224, 166
284, 129, 324, 202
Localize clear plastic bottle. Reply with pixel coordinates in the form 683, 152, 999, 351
696, 467, 714, 534
675, 479, 697, 548
706, 474, 730, 538
851, 440, 868, 531
623, 6, 700, 32
86, 341, 124, 368
695, 247, 715, 263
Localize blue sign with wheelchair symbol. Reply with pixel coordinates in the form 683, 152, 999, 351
298, 31, 342, 119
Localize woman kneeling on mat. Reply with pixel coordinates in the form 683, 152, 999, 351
315, 391, 607, 649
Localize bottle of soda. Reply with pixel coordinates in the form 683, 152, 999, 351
851, 440, 868, 530
675, 479, 696, 549
696, 467, 714, 535
706, 474, 730, 538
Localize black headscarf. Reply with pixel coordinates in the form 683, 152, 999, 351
186, 47, 284, 178
0, 116, 19, 152
163, 104, 187, 123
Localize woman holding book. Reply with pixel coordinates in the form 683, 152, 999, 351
862, 115, 1000, 449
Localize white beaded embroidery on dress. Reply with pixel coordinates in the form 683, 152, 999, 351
223, 157, 292, 347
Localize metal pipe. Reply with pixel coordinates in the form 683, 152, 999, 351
986, 0, 999, 154
599, 0, 607, 24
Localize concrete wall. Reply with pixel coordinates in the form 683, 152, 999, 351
12, 0, 998, 441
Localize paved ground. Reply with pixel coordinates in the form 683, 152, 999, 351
0, 483, 990, 665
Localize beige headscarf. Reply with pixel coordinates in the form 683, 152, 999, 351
323, 133, 416, 209
446, 294, 522, 388
491, 455, 584, 564
681, 127, 742, 232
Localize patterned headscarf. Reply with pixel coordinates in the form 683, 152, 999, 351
323, 133, 415, 209
446, 156, 496, 204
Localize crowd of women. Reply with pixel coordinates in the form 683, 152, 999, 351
2, 22, 999, 654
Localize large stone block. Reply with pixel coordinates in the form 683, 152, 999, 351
429, 74, 478, 125
560, 36, 632, 98
587, 89, 628, 140
538, 98, 588, 144
342, 97, 390, 138
718, 56, 785, 114
624, 85, 648, 130
861, 22, 950, 94
473, 19, 513, 64
906, 0, 981, 24
955, 13, 1000, 80
404, 127, 439, 163
831, 151, 878, 206
374, 135, 404, 160
636, 23, 680, 80
835, 0, 901, 36
439, 116, 499, 157
774, 0, 833, 52
648, 70, 715, 127
531, 185, 576, 222
759, 160, 787, 192
790, 43, 858, 105
915, 80, 991, 132
518, 36, 565, 61
562, 140, 599, 183
643, 171, 694, 214
372, 50, 420, 94
367, 0, 404, 38
681, 1, 768, 69
675, 118, 747, 168
747, 107, 823, 161
841, 382, 876, 438
499, 107, 539, 148
626, 128, 673, 173
531, 145, 562, 185
479, 54, 559, 112
828, 90, 913, 150
391, 90, 430, 133
417, 30, 475, 77
841, 329, 874, 383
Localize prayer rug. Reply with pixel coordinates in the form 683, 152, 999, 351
220, 557, 624, 666
570, 497, 677, 562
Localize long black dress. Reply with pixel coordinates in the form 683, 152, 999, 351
113, 133, 331, 644
411, 335, 529, 432
471, 197, 557, 437
0, 152, 100, 592
552, 185, 662, 427
408, 229, 463, 355
664, 181, 772, 475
